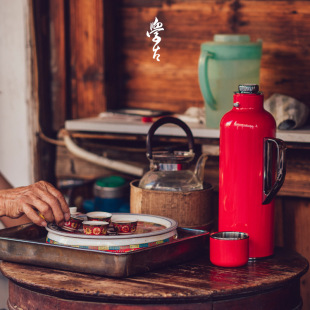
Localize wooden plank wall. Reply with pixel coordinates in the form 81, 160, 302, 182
49, 0, 121, 128
48, 0, 310, 123
69, 0, 106, 119
120, 0, 310, 113
36, 0, 310, 308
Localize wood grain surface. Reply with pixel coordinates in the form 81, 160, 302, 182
69, 0, 106, 119
47, 0, 310, 121
120, 1, 310, 113
49, 0, 67, 131
1, 247, 308, 309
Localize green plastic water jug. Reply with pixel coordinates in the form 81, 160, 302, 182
198, 34, 262, 128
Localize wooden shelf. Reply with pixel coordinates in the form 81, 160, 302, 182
65, 117, 310, 144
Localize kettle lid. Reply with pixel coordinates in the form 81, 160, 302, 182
151, 150, 194, 164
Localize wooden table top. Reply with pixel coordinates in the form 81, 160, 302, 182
0, 247, 308, 304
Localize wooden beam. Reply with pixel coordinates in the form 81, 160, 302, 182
49, 0, 67, 131
103, 0, 122, 110
69, 0, 106, 119
32, 0, 57, 183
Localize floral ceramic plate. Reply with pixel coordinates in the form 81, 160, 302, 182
46, 213, 178, 252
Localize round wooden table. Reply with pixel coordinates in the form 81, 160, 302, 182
0, 247, 308, 310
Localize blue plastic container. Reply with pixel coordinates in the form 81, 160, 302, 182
93, 176, 130, 213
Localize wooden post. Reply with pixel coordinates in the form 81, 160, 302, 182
49, 0, 67, 131
70, 0, 106, 119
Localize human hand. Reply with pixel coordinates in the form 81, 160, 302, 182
0, 181, 70, 227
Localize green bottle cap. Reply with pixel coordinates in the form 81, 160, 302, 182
95, 176, 126, 188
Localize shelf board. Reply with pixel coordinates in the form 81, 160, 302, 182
65, 117, 310, 143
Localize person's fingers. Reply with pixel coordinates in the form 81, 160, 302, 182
11, 188, 55, 222
37, 193, 65, 226
41, 182, 70, 221
29, 196, 56, 223
14, 187, 62, 225
22, 204, 47, 227
29, 181, 66, 226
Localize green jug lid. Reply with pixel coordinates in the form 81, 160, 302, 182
214, 34, 250, 43
95, 176, 126, 188
200, 34, 262, 60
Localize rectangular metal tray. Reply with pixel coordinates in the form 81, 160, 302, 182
0, 223, 209, 278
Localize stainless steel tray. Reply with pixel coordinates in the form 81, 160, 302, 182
0, 223, 209, 278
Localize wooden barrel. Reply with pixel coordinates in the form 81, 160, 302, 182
130, 180, 214, 229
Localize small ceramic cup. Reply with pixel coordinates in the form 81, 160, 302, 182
69, 207, 77, 214
86, 211, 112, 224
112, 219, 138, 235
63, 214, 84, 231
82, 220, 109, 235
210, 231, 249, 267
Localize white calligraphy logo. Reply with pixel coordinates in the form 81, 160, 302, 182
146, 17, 164, 62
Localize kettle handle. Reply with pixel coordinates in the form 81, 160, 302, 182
146, 116, 195, 159
262, 138, 287, 205
198, 50, 217, 110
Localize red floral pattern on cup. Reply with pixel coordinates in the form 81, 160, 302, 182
113, 220, 137, 235
83, 221, 109, 235
63, 215, 84, 231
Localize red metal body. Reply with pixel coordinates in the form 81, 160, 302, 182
219, 89, 276, 259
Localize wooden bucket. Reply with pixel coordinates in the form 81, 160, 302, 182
130, 180, 214, 229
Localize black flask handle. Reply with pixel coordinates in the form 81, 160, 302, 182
262, 138, 287, 205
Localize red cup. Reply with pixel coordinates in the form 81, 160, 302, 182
210, 231, 249, 267
86, 212, 112, 224
63, 214, 84, 231
82, 220, 109, 235
112, 219, 137, 235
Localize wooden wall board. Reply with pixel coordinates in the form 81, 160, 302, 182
280, 197, 310, 310
46, 0, 310, 123
33, 0, 58, 183
48, 0, 122, 128
69, 0, 106, 119
49, 0, 67, 131
238, 1, 310, 104
120, 0, 232, 112
274, 198, 285, 248
103, 0, 123, 110
119, 0, 310, 115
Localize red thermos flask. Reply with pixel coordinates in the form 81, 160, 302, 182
219, 84, 286, 259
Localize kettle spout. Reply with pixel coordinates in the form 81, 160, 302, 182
194, 154, 208, 185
